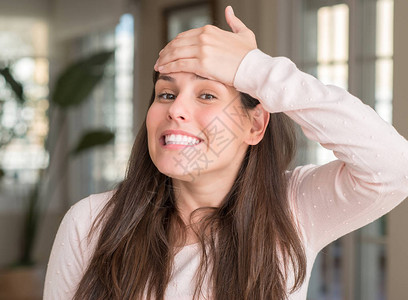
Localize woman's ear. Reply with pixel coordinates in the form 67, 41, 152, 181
245, 103, 270, 145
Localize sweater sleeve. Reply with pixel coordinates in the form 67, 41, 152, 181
234, 49, 408, 252
43, 192, 111, 299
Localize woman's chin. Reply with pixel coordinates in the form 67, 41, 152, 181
157, 166, 200, 182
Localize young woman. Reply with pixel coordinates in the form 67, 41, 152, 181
44, 6, 408, 300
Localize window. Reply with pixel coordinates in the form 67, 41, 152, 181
375, 0, 393, 123
65, 14, 134, 203
297, 1, 393, 299
0, 17, 49, 212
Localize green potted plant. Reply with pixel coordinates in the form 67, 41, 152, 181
0, 50, 115, 299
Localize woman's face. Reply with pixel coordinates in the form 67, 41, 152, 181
146, 72, 254, 182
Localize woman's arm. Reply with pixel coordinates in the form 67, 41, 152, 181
234, 49, 408, 251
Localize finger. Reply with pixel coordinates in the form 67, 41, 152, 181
172, 24, 223, 46
157, 58, 203, 76
158, 24, 222, 56
225, 6, 248, 34
158, 28, 203, 56
156, 37, 199, 70
157, 35, 202, 63
155, 45, 200, 70
161, 35, 201, 55
176, 26, 204, 39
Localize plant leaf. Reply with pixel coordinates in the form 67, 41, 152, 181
0, 67, 25, 104
51, 50, 115, 108
70, 129, 115, 156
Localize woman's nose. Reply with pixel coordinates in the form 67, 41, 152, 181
167, 94, 190, 121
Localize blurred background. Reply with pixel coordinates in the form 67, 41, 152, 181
0, 0, 407, 299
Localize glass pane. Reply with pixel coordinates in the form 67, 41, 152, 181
376, 0, 393, 57
0, 20, 49, 214
332, 4, 349, 62
111, 13, 134, 182
317, 63, 348, 89
375, 58, 393, 122
317, 6, 331, 63
167, 4, 211, 42
0, 61, 49, 174
308, 3, 350, 300
357, 235, 386, 300
318, 4, 349, 64
68, 13, 134, 200
308, 241, 343, 300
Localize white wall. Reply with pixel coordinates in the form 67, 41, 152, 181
0, 0, 50, 18
51, 0, 126, 41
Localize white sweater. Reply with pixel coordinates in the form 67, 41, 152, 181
44, 49, 408, 299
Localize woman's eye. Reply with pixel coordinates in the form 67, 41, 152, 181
157, 92, 176, 100
199, 93, 216, 100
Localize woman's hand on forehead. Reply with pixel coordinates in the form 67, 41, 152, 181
154, 6, 257, 87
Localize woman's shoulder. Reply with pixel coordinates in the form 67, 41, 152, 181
56, 191, 115, 253
44, 191, 115, 298
61, 190, 115, 243
69, 190, 115, 222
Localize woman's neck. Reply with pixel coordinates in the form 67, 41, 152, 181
172, 175, 235, 225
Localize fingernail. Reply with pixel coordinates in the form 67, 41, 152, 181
228, 6, 234, 15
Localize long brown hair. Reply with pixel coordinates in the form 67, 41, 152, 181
73, 72, 306, 299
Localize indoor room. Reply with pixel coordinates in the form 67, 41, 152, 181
0, 0, 407, 299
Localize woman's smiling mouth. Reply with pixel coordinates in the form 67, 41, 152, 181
164, 134, 201, 146
160, 130, 203, 147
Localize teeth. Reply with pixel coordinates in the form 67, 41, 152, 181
165, 134, 200, 146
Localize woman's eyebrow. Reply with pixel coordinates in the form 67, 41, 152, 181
195, 74, 209, 81
156, 74, 226, 90
157, 74, 210, 83
157, 75, 175, 82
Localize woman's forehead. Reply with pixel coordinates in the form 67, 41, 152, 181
155, 72, 238, 94
157, 72, 210, 83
